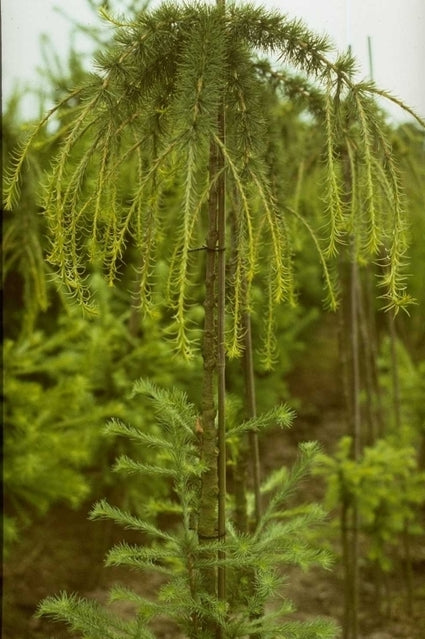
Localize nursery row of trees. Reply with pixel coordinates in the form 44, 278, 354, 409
3, 1, 425, 638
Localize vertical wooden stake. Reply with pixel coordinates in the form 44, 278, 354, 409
216, 0, 227, 611
350, 255, 360, 639
242, 311, 262, 525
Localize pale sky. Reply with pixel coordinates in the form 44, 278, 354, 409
2, 0, 425, 121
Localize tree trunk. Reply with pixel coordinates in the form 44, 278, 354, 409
198, 140, 219, 600
198, 5, 227, 633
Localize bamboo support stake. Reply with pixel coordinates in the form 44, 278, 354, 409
215, 0, 227, 624
242, 311, 263, 639
242, 311, 262, 525
350, 255, 361, 639
358, 274, 377, 443
216, 138, 226, 607
365, 270, 384, 439
389, 314, 401, 431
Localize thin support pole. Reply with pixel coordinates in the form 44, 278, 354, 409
242, 311, 262, 525
216, 0, 227, 618
388, 314, 401, 431
350, 255, 361, 639
367, 36, 374, 82
216, 76, 227, 612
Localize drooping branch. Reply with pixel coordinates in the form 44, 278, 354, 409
5, 2, 422, 332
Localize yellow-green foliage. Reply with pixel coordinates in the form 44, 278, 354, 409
3, 272, 201, 550
378, 334, 425, 444
5, 1, 422, 360
4, 332, 103, 544
317, 436, 425, 572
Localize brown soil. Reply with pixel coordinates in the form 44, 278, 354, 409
3, 320, 425, 639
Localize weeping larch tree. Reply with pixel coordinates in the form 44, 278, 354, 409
5, 1, 424, 637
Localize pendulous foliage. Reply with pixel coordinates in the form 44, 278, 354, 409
5, 2, 423, 359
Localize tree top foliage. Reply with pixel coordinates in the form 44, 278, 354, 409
5, 1, 424, 357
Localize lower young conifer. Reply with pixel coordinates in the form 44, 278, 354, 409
37, 379, 338, 639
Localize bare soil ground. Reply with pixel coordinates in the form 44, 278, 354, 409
3, 321, 425, 638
